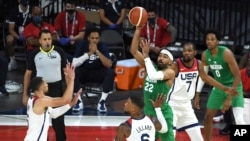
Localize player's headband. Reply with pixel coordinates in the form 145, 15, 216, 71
160, 49, 174, 61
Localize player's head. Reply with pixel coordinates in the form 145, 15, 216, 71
247, 59, 250, 76
157, 49, 173, 70
124, 96, 144, 115
205, 29, 221, 50
30, 77, 49, 95
85, 27, 101, 45
39, 29, 52, 51
182, 42, 197, 63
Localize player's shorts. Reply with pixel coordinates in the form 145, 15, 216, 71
171, 103, 199, 130
207, 83, 244, 109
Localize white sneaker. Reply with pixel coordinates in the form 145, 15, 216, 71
8, 60, 18, 71
97, 100, 107, 113
213, 115, 224, 123
72, 100, 84, 112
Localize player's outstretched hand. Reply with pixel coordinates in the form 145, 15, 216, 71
139, 39, 150, 58
64, 62, 75, 81
150, 93, 166, 108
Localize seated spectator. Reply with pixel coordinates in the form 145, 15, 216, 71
99, 0, 127, 34
239, 49, 250, 69
140, 8, 177, 61
54, 0, 86, 60
0, 55, 9, 96
240, 58, 250, 124
72, 28, 115, 113
5, 0, 32, 71
23, 6, 58, 58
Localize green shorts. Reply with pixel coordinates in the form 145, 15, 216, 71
206, 84, 244, 109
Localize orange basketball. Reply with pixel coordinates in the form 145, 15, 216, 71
128, 6, 148, 26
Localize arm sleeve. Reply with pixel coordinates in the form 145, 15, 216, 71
144, 57, 164, 80
48, 104, 71, 119
196, 65, 209, 92
72, 53, 89, 67
155, 108, 168, 133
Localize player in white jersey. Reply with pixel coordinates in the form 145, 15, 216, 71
24, 63, 81, 141
168, 42, 235, 141
115, 94, 168, 141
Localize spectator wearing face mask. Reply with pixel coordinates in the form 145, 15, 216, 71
5, 0, 32, 71
140, 8, 177, 57
23, 6, 58, 58
54, 0, 86, 61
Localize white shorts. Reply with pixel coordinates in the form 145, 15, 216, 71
170, 100, 199, 130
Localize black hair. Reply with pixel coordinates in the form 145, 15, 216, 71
64, 0, 77, 5
146, 7, 157, 14
205, 29, 221, 41
39, 29, 51, 38
85, 27, 101, 38
130, 96, 144, 109
29, 77, 44, 93
183, 42, 197, 50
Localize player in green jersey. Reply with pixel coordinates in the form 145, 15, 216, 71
130, 26, 175, 141
195, 29, 245, 141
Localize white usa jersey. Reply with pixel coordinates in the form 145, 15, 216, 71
169, 58, 199, 103
24, 96, 50, 141
126, 116, 156, 141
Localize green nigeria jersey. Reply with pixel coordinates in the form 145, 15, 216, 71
143, 73, 171, 116
205, 46, 234, 85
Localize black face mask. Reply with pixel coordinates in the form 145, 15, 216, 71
148, 17, 156, 25
32, 16, 43, 25
66, 9, 75, 15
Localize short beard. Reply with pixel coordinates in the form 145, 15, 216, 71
157, 64, 165, 70
182, 57, 191, 63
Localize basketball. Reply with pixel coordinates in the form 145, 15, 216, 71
128, 6, 148, 26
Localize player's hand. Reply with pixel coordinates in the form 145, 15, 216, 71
149, 46, 161, 54
88, 43, 97, 55
224, 87, 239, 96
194, 92, 201, 109
149, 93, 166, 108
135, 26, 143, 30
64, 62, 75, 81
221, 97, 232, 113
139, 39, 150, 58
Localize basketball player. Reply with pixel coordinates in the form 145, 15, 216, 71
115, 94, 168, 141
130, 26, 175, 141
168, 42, 236, 141
24, 63, 82, 141
195, 29, 245, 141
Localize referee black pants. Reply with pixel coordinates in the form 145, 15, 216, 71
48, 80, 66, 141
